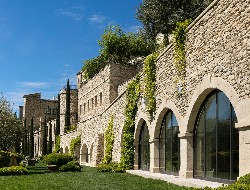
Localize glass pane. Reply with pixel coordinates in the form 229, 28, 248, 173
139, 123, 150, 171
172, 114, 179, 172
194, 107, 205, 177
217, 92, 230, 179
232, 108, 239, 180
165, 113, 172, 172
205, 94, 216, 178
159, 118, 165, 172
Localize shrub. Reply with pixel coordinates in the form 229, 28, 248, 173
0, 151, 22, 168
44, 153, 73, 166
0, 166, 28, 176
59, 161, 81, 172
19, 162, 26, 168
97, 162, 125, 173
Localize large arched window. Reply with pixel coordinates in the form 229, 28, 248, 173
194, 90, 239, 180
139, 121, 150, 171
159, 110, 179, 174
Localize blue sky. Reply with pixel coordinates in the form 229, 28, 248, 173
0, 0, 142, 113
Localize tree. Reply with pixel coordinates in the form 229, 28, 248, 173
82, 25, 154, 79
136, 0, 213, 43
65, 79, 71, 132
42, 116, 47, 155
0, 93, 23, 151
55, 94, 60, 136
29, 117, 34, 158
22, 118, 28, 156
47, 121, 52, 154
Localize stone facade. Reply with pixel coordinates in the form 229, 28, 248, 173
60, 64, 137, 165
59, 87, 78, 134
22, 0, 249, 182
22, 93, 58, 156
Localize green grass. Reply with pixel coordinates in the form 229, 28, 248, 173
0, 163, 188, 190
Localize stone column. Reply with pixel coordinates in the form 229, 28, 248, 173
236, 124, 250, 177
179, 132, 194, 178
149, 138, 160, 173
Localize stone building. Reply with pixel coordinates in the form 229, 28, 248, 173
21, 0, 249, 183
21, 93, 58, 156
59, 0, 250, 182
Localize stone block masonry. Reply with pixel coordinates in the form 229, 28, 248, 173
23, 0, 250, 183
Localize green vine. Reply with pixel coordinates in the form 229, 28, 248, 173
173, 19, 192, 95
70, 135, 81, 156
53, 136, 61, 153
120, 75, 140, 169
102, 115, 114, 164
143, 52, 159, 115
65, 125, 77, 133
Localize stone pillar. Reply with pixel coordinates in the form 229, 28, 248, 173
179, 132, 194, 178
236, 125, 250, 177
149, 138, 160, 173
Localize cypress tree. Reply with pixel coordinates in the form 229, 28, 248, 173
48, 121, 52, 154
55, 94, 60, 136
42, 116, 47, 155
22, 118, 28, 156
65, 79, 71, 132
29, 117, 34, 158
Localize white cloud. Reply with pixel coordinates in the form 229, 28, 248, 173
71, 4, 84, 10
88, 14, 106, 24
17, 81, 49, 88
60, 9, 83, 21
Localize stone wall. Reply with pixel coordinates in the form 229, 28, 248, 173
59, 0, 250, 178
22, 93, 58, 156
77, 64, 137, 123
154, 0, 250, 129
60, 88, 78, 134
135, 0, 250, 178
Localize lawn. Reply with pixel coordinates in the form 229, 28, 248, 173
0, 163, 189, 190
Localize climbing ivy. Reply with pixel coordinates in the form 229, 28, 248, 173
102, 115, 114, 164
173, 19, 192, 95
120, 76, 140, 169
143, 52, 159, 116
70, 135, 81, 156
53, 136, 60, 153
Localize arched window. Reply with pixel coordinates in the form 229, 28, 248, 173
194, 90, 239, 180
159, 110, 179, 174
139, 121, 150, 171
81, 144, 88, 163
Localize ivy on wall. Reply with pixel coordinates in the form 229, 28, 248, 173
120, 76, 140, 169
53, 136, 60, 153
173, 19, 192, 95
70, 135, 81, 156
102, 115, 114, 164
65, 125, 77, 133
143, 52, 159, 116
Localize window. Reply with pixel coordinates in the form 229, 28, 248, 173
139, 121, 150, 171
159, 110, 179, 175
83, 103, 86, 114
95, 95, 97, 107
80, 105, 82, 115
88, 100, 90, 111
100, 92, 102, 106
194, 90, 239, 180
